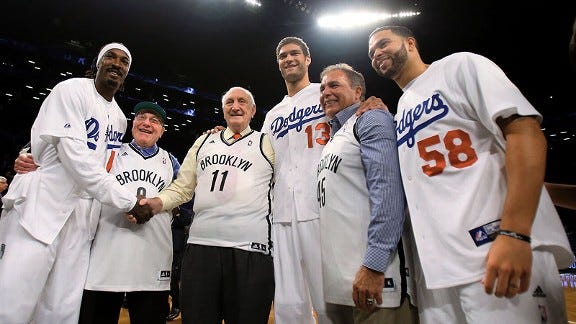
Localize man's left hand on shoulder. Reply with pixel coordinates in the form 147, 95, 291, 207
355, 96, 389, 116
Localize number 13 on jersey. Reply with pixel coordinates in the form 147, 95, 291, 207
305, 122, 330, 148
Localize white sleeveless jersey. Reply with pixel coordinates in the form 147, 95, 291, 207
318, 114, 405, 307
2, 78, 129, 244
261, 83, 328, 222
191, 131, 273, 254
395, 52, 574, 289
85, 143, 174, 291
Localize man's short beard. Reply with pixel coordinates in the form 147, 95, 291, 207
106, 79, 119, 88
103, 77, 125, 92
282, 67, 305, 83
377, 43, 408, 80
284, 73, 303, 83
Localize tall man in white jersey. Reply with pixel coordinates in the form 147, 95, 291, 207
0, 43, 152, 324
261, 37, 331, 323
368, 25, 575, 323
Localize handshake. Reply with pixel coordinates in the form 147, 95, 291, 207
127, 195, 154, 224
126, 195, 165, 224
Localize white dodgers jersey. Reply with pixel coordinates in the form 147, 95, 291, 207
191, 131, 273, 255
4, 78, 127, 245
85, 143, 174, 291
317, 114, 404, 307
395, 52, 574, 288
261, 83, 328, 223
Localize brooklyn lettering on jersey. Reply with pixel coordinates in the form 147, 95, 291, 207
115, 169, 167, 191
199, 154, 253, 172
317, 153, 342, 176
396, 92, 449, 148
269, 104, 324, 139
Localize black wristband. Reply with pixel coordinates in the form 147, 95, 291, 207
497, 230, 531, 243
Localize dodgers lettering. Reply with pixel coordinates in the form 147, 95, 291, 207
116, 169, 167, 191
85, 118, 100, 150
317, 153, 342, 176
396, 93, 449, 148
103, 123, 125, 151
269, 105, 325, 139
106, 126, 124, 143
199, 154, 253, 171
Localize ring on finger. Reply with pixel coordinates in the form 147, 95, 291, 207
366, 298, 375, 305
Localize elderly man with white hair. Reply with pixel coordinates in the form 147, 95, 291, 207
0, 42, 152, 324
142, 86, 276, 324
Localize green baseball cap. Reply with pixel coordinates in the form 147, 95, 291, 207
133, 101, 166, 122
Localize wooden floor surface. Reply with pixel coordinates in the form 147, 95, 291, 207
566, 287, 576, 323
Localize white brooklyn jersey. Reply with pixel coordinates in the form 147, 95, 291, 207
395, 52, 574, 289
85, 143, 174, 291
261, 83, 328, 222
191, 131, 273, 254
318, 114, 405, 307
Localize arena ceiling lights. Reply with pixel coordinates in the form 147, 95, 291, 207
245, 0, 262, 7
317, 10, 420, 29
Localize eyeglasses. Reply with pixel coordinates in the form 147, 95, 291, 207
134, 114, 162, 125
